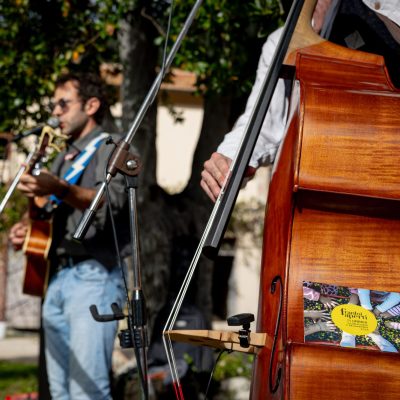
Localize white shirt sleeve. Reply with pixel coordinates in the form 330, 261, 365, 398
362, 0, 400, 27
217, 27, 289, 168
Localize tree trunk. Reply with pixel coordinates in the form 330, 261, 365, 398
118, 11, 236, 333
185, 94, 234, 321
188, 94, 233, 193
119, 12, 158, 189
119, 12, 173, 331
0, 232, 7, 323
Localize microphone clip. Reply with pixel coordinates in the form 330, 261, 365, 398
89, 303, 125, 322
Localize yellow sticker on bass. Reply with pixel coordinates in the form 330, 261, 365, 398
331, 304, 377, 335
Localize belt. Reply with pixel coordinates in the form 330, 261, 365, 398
57, 255, 90, 269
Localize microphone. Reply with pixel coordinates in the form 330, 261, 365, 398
12, 117, 60, 142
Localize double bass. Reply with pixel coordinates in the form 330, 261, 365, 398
253, 1, 400, 398
166, 0, 400, 398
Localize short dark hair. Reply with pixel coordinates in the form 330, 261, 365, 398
55, 72, 108, 124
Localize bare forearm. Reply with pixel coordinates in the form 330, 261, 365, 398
18, 171, 101, 211
61, 183, 101, 210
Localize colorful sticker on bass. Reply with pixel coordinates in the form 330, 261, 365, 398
303, 282, 400, 353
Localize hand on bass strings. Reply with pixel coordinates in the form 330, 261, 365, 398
201, 152, 256, 202
201, 152, 232, 202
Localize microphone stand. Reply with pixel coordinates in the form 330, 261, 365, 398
88, 150, 150, 399
0, 150, 35, 215
73, 1, 204, 398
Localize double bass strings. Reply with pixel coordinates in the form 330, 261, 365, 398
162, 179, 230, 399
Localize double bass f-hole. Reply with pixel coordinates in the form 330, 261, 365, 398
269, 275, 283, 394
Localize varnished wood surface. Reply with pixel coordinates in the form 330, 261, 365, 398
167, 329, 270, 354
251, 36, 400, 400
22, 219, 52, 297
296, 50, 393, 90
296, 54, 400, 199
22, 254, 49, 297
288, 344, 400, 399
23, 220, 52, 257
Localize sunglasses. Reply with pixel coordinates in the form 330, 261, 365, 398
49, 98, 80, 112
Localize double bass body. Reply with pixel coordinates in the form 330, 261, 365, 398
252, 36, 400, 398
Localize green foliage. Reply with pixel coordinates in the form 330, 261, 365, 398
167, 0, 283, 97
227, 197, 266, 245
0, 0, 128, 133
0, 361, 38, 398
213, 351, 254, 381
0, 184, 28, 232
381, 317, 400, 350
1, 0, 283, 134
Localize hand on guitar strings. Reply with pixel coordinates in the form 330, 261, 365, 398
9, 220, 28, 251
17, 169, 67, 198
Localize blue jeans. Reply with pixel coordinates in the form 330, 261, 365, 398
42, 259, 125, 400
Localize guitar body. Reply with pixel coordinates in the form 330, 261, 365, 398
22, 197, 53, 297
5, 126, 67, 297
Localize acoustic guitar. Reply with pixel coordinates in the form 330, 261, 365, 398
21, 126, 67, 297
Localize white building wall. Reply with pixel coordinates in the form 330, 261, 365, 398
156, 102, 270, 325
228, 167, 270, 324
156, 104, 204, 192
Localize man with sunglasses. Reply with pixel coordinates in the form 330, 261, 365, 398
9, 72, 130, 400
